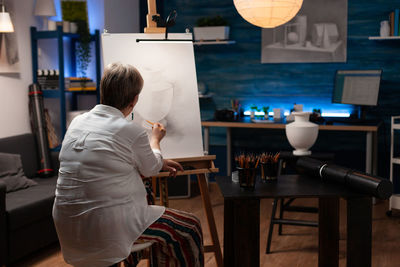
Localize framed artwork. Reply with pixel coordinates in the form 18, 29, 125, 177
61, 0, 88, 24
261, 0, 347, 63
0, 0, 19, 73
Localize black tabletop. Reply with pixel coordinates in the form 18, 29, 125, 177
279, 151, 335, 161
216, 175, 368, 199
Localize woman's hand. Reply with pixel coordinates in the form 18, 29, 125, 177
162, 159, 183, 177
151, 123, 166, 142
150, 123, 166, 150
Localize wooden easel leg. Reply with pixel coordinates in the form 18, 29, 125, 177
159, 177, 169, 207
151, 177, 157, 198
197, 173, 223, 267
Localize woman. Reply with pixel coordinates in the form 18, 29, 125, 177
53, 63, 204, 267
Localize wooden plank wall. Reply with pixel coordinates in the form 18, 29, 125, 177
160, 0, 400, 179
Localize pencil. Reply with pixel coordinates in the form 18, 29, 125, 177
146, 120, 166, 131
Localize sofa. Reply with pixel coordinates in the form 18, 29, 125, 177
0, 133, 59, 266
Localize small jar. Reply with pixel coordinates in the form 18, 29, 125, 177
380, 20, 390, 37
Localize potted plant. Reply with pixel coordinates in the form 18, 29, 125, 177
193, 15, 230, 41
61, 1, 91, 87
249, 104, 258, 119
263, 106, 270, 119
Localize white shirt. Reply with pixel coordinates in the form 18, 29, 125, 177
52, 104, 165, 267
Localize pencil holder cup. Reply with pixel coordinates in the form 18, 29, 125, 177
237, 167, 257, 190
261, 161, 279, 182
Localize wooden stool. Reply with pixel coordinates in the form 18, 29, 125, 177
110, 241, 153, 267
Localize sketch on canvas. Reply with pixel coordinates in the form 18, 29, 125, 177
0, 0, 19, 73
101, 33, 204, 159
261, 0, 347, 63
134, 66, 174, 128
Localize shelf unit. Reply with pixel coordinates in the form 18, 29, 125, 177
368, 36, 400, 40
389, 116, 400, 214
30, 26, 101, 141
193, 40, 236, 46
198, 93, 214, 99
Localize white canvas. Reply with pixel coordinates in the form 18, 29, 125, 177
101, 33, 204, 159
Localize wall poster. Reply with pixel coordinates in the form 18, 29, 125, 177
261, 0, 347, 63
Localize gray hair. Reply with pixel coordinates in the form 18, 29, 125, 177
100, 63, 143, 110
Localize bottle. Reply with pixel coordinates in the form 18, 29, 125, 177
380, 20, 390, 37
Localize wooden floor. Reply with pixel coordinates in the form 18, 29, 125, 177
10, 182, 400, 267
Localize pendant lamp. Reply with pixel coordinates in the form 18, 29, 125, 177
233, 0, 303, 28
0, 0, 14, 32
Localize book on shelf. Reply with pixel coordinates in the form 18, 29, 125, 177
66, 86, 96, 91
67, 77, 93, 81
65, 77, 96, 90
66, 80, 95, 85
66, 81, 96, 87
390, 11, 395, 36
37, 72, 97, 89
37, 73, 97, 91
65, 78, 96, 91
395, 9, 399, 36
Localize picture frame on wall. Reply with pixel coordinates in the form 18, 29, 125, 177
261, 0, 347, 63
61, 0, 89, 26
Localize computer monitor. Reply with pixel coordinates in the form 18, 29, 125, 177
332, 69, 382, 120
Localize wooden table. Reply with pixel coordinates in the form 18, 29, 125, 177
216, 175, 372, 267
202, 120, 380, 176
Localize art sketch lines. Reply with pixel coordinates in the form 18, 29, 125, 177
133, 66, 174, 131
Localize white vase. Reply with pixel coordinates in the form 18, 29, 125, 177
62, 21, 70, 32
285, 112, 319, 156
70, 22, 78, 33
295, 15, 307, 46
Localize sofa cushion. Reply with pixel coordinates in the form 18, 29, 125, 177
0, 152, 38, 192
0, 134, 39, 178
6, 176, 57, 230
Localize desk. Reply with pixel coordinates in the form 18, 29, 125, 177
201, 120, 380, 176
216, 175, 372, 267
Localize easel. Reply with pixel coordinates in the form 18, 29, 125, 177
143, 1, 222, 264
144, 0, 165, 33
151, 155, 223, 267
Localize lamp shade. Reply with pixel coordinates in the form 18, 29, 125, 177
0, 9, 14, 32
34, 0, 56, 17
233, 0, 303, 28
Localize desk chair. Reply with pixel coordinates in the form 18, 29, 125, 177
266, 152, 335, 254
